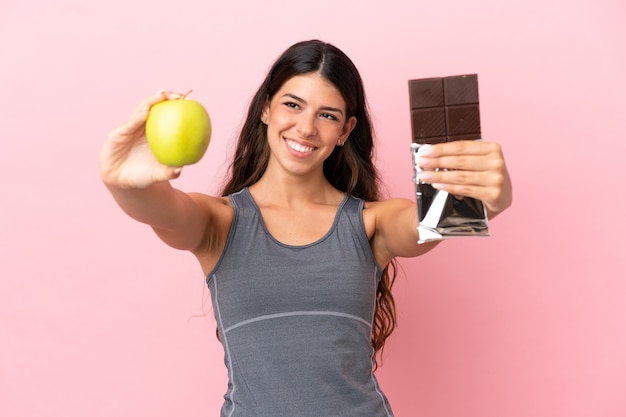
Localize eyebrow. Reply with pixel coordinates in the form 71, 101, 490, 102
281, 93, 345, 116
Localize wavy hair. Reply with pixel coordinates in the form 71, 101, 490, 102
220, 40, 398, 367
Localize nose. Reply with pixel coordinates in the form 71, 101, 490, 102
296, 112, 317, 137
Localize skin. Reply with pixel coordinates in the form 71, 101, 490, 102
99, 74, 512, 276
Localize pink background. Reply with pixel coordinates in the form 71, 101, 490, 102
1, 0, 625, 416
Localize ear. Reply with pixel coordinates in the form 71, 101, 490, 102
340, 116, 357, 144
261, 99, 270, 124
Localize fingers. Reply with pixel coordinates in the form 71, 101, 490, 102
127, 90, 184, 130
418, 153, 495, 173
419, 167, 505, 192
131, 89, 185, 118
418, 170, 509, 213
108, 90, 186, 143
417, 141, 502, 171
419, 140, 499, 157
416, 140, 512, 213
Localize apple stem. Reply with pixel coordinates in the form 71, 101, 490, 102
182, 89, 193, 99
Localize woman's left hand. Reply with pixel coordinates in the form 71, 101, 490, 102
416, 140, 513, 218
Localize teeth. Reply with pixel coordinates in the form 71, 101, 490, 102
287, 139, 314, 153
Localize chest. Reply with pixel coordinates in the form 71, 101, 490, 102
256, 204, 338, 246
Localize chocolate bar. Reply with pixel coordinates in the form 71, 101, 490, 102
408, 74, 489, 243
409, 74, 481, 144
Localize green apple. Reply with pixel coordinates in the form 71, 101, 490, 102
145, 97, 211, 166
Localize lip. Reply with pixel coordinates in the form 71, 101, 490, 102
284, 137, 317, 157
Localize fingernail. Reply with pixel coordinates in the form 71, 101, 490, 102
417, 157, 430, 167
173, 168, 182, 176
418, 172, 433, 183
417, 144, 433, 157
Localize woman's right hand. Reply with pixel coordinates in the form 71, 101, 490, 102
99, 90, 184, 189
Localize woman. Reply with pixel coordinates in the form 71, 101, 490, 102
100, 40, 512, 417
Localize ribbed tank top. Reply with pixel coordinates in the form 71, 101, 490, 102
206, 188, 395, 417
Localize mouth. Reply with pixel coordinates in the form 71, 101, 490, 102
285, 138, 316, 154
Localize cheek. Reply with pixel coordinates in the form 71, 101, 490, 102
266, 125, 278, 141
271, 111, 292, 127
319, 124, 343, 140
266, 125, 285, 147
266, 112, 286, 133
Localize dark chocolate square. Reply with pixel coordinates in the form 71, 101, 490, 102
446, 105, 481, 136
409, 78, 444, 108
443, 75, 479, 105
411, 108, 446, 141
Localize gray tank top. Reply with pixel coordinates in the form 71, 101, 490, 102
206, 188, 394, 417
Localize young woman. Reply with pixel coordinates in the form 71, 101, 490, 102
100, 40, 512, 417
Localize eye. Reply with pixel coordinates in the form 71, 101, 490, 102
283, 101, 299, 109
321, 112, 339, 121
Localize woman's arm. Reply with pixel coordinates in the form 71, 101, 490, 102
99, 91, 222, 252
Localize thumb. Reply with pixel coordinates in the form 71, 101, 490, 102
152, 165, 183, 183
170, 167, 183, 179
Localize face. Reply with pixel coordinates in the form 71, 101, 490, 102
261, 72, 357, 177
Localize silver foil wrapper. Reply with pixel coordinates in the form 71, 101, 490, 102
411, 143, 490, 244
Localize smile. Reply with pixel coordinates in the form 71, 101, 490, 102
286, 139, 315, 153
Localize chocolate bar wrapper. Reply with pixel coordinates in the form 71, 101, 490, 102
411, 143, 490, 244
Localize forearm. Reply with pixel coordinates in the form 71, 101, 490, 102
105, 181, 195, 231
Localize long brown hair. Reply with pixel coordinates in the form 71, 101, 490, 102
220, 40, 397, 367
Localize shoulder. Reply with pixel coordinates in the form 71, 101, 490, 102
363, 198, 415, 220
362, 198, 415, 239
188, 192, 233, 215
364, 197, 414, 211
